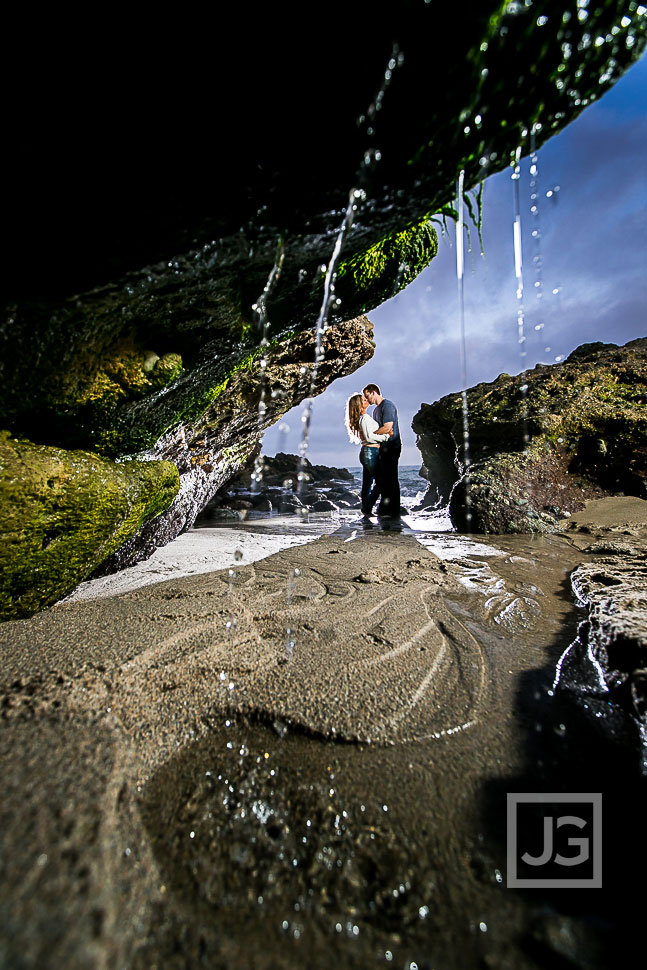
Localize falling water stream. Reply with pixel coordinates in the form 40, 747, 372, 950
455, 170, 472, 526
511, 146, 531, 450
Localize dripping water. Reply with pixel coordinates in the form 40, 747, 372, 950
250, 238, 285, 495
511, 146, 530, 450
456, 170, 472, 527
296, 186, 365, 497
529, 125, 544, 360
529, 124, 563, 367
296, 43, 404, 495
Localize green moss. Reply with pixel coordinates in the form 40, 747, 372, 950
336, 218, 438, 311
230, 316, 256, 343
92, 333, 294, 457
0, 432, 180, 620
73, 344, 183, 410
150, 352, 183, 388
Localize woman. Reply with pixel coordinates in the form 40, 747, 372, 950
345, 393, 392, 516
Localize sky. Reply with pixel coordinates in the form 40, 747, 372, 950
263, 54, 647, 469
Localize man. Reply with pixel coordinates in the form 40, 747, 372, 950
362, 383, 401, 518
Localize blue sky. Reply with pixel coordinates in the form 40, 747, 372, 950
264, 54, 647, 468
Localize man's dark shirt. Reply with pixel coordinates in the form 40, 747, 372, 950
373, 398, 400, 445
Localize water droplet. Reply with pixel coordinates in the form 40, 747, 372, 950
479, 921, 488, 932
234, 549, 243, 562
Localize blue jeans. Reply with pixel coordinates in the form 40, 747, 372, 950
360, 446, 381, 513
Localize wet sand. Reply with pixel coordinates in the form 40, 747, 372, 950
1, 498, 646, 968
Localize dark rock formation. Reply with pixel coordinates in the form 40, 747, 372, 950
227, 453, 354, 489
198, 453, 360, 521
552, 550, 647, 763
413, 338, 647, 533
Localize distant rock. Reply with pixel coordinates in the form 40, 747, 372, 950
413, 339, 647, 533
197, 453, 361, 522
228, 453, 354, 490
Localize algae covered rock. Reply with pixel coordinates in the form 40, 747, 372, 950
0, 434, 179, 619
93, 316, 376, 575
413, 338, 647, 533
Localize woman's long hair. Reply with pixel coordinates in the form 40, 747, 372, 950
345, 393, 364, 444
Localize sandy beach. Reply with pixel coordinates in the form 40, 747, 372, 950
1, 498, 646, 969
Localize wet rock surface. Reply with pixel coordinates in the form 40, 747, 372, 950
0, 317, 373, 616
413, 338, 647, 533
553, 498, 647, 754
91, 318, 373, 575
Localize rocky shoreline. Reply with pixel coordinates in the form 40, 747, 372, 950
197, 452, 361, 521
413, 339, 647, 533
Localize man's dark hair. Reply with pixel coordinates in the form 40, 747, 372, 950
362, 383, 381, 396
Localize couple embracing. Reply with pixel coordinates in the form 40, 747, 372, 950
346, 383, 401, 519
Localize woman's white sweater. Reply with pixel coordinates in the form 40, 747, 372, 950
359, 413, 390, 444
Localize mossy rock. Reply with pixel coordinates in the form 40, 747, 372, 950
0, 433, 179, 620
336, 218, 439, 312
415, 339, 647, 533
